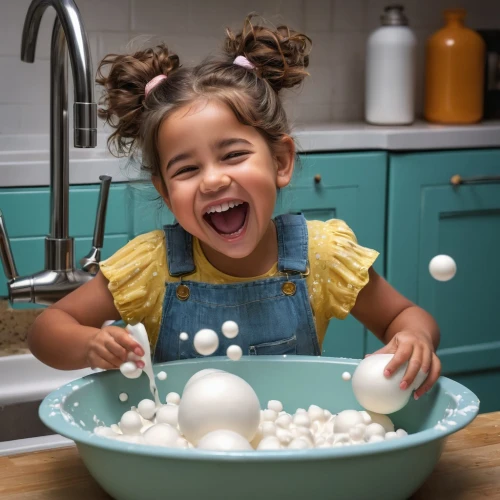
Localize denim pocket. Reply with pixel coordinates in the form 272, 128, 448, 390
249, 335, 297, 356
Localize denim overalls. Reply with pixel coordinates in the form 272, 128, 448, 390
153, 214, 321, 362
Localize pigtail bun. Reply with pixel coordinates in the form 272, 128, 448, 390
224, 15, 311, 93
96, 44, 180, 155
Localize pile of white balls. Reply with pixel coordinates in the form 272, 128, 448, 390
94, 369, 408, 451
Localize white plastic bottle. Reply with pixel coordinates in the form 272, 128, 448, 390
365, 5, 417, 125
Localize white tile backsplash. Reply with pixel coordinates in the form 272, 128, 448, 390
0, 0, 498, 137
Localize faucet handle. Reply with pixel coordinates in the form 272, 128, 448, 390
0, 210, 19, 280
80, 175, 112, 274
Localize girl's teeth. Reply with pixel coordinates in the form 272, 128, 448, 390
206, 201, 243, 214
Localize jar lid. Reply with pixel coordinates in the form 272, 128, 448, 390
380, 5, 409, 26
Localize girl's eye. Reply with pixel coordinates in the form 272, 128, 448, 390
173, 166, 197, 177
223, 151, 250, 161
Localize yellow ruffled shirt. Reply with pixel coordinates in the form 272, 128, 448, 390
100, 219, 379, 349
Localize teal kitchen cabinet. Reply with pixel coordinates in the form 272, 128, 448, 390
372, 149, 500, 413
0, 184, 130, 298
276, 152, 387, 359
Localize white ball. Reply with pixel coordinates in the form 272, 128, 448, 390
308, 405, 325, 422
166, 392, 181, 405
178, 372, 260, 445
368, 435, 385, 444
293, 413, 311, 428
352, 354, 427, 414
396, 428, 408, 438
262, 409, 278, 422
385, 431, 399, 440
155, 405, 179, 427
275, 427, 293, 445
275, 414, 292, 429
288, 438, 310, 449
119, 411, 143, 435
183, 369, 225, 393
179, 332, 189, 341
227, 345, 243, 361
334, 410, 364, 434
119, 361, 142, 379
257, 436, 281, 450
268, 400, 283, 413
364, 423, 386, 440
118, 392, 128, 402
143, 423, 179, 447
348, 425, 365, 441
367, 411, 395, 433
429, 254, 456, 282
221, 320, 239, 339
197, 430, 252, 451
157, 371, 167, 381
137, 399, 156, 420
193, 329, 219, 356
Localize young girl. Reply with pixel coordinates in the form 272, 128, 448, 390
29, 17, 440, 400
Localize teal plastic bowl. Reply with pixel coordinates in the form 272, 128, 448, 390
40, 356, 479, 500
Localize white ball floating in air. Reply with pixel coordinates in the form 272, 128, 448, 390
119, 361, 142, 379
179, 332, 189, 341
221, 320, 239, 339
157, 371, 167, 381
227, 345, 242, 361
118, 392, 128, 402
197, 430, 253, 451
193, 329, 219, 356
178, 371, 260, 445
342, 372, 352, 381
429, 254, 457, 282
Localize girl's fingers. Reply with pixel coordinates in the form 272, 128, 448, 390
94, 344, 124, 369
88, 353, 118, 371
400, 346, 423, 390
108, 328, 144, 357
104, 336, 128, 362
414, 354, 442, 399
383, 342, 413, 378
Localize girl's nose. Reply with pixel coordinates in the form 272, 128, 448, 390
200, 167, 231, 193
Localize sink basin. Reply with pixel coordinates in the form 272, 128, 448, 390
0, 353, 93, 455
40, 356, 479, 500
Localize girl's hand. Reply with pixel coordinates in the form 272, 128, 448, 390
369, 330, 441, 400
85, 325, 145, 370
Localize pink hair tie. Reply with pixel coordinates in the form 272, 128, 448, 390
233, 55, 255, 71
145, 74, 167, 97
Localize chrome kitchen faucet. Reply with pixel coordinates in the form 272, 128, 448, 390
0, 0, 111, 306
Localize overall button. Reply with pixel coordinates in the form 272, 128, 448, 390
176, 284, 190, 300
282, 281, 296, 296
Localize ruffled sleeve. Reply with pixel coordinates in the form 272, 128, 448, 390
99, 230, 166, 344
307, 219, 379, 321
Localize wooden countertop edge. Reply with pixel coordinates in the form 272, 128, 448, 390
1, 412, 499, 499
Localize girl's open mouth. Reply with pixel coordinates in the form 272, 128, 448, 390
203, 201, 249, 238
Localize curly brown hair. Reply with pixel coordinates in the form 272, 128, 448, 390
96, 15, 311, 178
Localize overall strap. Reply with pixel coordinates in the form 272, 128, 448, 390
274, 213, 309, 273
163, 223, 195, 277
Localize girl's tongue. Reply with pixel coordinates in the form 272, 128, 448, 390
207, 203, 248, 234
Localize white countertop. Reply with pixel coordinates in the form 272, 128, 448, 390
1, 121, 500, 187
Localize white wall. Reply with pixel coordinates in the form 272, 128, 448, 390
1, 0, 499, 136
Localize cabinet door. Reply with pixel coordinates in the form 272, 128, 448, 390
128, 184, 175, 237
276, 152, 387, 359
382, 149, 500, 411
0, 184, 129, 298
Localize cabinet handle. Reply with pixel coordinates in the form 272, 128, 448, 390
314, 174, 321, 184
450, 174, 500, 186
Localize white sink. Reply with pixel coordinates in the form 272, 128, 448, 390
0, 353, 94, 456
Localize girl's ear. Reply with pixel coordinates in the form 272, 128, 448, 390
275, 135, 296, 189
152, 174, 172, 211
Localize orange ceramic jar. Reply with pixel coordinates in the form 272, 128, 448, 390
424, 9, 486, 124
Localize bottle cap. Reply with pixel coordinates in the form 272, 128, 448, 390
381, 5, 409, 26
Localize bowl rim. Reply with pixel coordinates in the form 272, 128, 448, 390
39, 356, 480, 461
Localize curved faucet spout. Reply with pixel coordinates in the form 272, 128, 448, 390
21, 0, 96, 147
